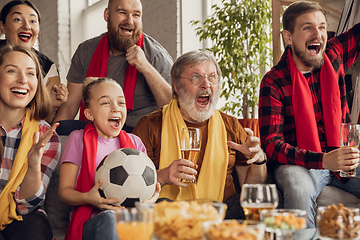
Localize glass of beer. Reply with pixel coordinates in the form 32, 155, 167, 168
240, 184, 279, 221
179, 127, 201, 183
339, 123, 360, 178
115, 208, 153, 240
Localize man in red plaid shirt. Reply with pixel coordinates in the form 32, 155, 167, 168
259, 1, 360, 228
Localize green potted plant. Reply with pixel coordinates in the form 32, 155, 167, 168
191, 0, 272, 118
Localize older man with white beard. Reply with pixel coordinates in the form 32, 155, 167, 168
133, 50, 267, 219
54, 0, 173, 132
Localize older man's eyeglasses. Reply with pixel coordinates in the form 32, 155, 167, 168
177, 74, 219, 86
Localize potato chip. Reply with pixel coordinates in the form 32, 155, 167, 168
153, 201, 223, 240
204, 220, 260, 240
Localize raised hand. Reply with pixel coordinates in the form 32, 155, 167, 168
27, 122, 59, 171
20, 122, 59, 199
227, 128, 265, 164
50, 83, 69, 108
126, 45, 151, 73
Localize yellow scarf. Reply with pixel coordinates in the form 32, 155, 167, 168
159, 98, 228, 202
0, 108, 39, 230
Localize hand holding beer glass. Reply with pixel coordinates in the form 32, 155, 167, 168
339, 123, 360, 178
240, 184, 279, 221
179, 127, 201, 183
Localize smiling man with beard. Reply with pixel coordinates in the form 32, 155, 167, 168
54, 0, 173, 132
259, 1, 360, 228
133, 50, 267, 219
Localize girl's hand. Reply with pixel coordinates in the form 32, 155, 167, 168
143, 182, 161, 203
27, 122, 59, 172
87, 179, 122, 210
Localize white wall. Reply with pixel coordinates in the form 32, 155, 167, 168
83, 1, 107, 41
324, 0, 345, 32
180, 0, 203, 54
69, 0, 89, 58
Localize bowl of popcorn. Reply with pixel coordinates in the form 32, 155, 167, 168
137, 199, 227, 240
260, 209, 306, 239
317, 203, 360, 240
203, 219, 265, 240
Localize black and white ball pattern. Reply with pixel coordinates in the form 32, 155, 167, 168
95, 148, 157, 208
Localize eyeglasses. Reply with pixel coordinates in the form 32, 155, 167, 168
177, 74, 219, 86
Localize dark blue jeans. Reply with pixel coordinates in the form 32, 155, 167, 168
275, 164, 360, 228
82, 210, 118, 240
0, 211, 52, 240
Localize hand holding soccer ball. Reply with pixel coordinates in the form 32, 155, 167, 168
87, 179, 124, 210
95, 148, 158, 208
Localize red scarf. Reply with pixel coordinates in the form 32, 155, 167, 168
288, 49, 345, 153
64, 123, 135, 240
79, 33, 145, 120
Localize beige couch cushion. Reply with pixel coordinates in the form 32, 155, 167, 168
316, 185, 360, 208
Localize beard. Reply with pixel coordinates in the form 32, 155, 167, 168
292, 39, 325, 70
107, 21, 142, 54
177, 86, 220, 123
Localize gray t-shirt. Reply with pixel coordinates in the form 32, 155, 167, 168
67, 32, 173, 129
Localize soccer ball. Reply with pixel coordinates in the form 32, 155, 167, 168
95, 148, 157, 208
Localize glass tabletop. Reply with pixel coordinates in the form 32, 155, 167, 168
265, 228, 318, 240
292, 228, 318, 240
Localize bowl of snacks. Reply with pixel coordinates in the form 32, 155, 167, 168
203, 219, 265, 240
317, 203, 360, 240
260, 209, 306, 239
137, 199, 227, 240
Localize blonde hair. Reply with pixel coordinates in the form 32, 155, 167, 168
0, 45, 51, 163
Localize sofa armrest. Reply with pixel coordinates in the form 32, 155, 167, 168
316, 185, 360, 208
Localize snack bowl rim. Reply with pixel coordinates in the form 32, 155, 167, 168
137, 200, 227, 240
260, 208, 307, 216
260, 208, 307, 234
317, 205, 360, 212
135, 200, 227, 216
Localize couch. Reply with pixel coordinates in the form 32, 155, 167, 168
43, 120, 360, 240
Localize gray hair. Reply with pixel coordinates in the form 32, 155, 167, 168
171, 50, 222, 97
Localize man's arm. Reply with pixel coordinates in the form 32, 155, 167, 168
126, 45, 172, 108
259, 76, 323, 168
328, 21, 360, 72
53, 82, 83, 122
227, 128, 267, 186
235, 164, 267, 187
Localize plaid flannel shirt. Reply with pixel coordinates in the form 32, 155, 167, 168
259, 22, 360, 170
0, 118, 60, 215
